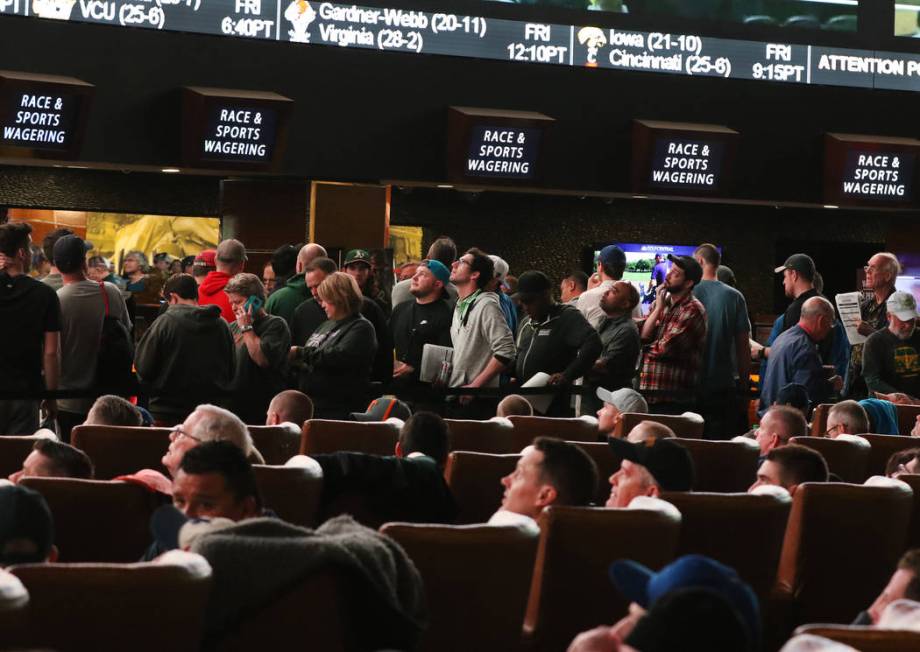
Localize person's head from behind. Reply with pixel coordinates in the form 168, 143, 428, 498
317, 271, 362, 320
0, 485, 56, 565
497, 394, 533, 418
596, 387, 648, 435
396, 412, 450, 468
606, 437, 695, 508
693, 243, 721, 272
755, 405, 807, 456
215, 238, 247, 275
0, 222, 33, 274
84, 395, 143, 427
427, 236, 457, 269
826, 400, 870, 438
9, 439, 94, 484
886, 448, 920, 478
295, 243, 327, 275
867, 549, 920, 624
597, 245, 627, 281
774, 383, 811, 421
798, 296, 836, 342
266, 390, 314, 427
626, 421, 675, 444
560, 270, 588, 303
162, 404, 253, 478
749, 444, 828, 495
271, 244, 298, 282
304, 257, 338, 301
172, 441, 261, 521
42, 228, 74, 271
450, 247, 493, 290
162, 273, 199, 306
500, 437, 598, 520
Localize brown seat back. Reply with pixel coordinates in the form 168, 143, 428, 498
897, 474, 920, 550
895, 404, 920, 437
0, 569, 28, 641
10, 554, 212, 652
863, 434, 920, 478
253, 464, 322, 528
20, 477, 162, 562
661, 491, 791, 598
790, 436, 870, 483
0, 436, 44, 479
570, 441, 618, 504
71, 425, 172, 479
615, 412, 705, 439
775, 482, 914, 625
444, 451, 520, 524
809, 403, 833, 437
446, 418, 521, 454
300, 419, 399, 456
247, 425, 301, 465
525, 505, 681, 652
381, 523, 539, 652
795, 624, 920, 652
672, 438, 760, 492
507, 415, 600, 445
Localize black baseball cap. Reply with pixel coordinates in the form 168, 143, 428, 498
52, 234, 93, 274
774, 254, 815, 281
351, 396, 412, 422
607, 437, 695, 491
598, 245, 627, 267
666, 254, 703, 286
0, 484, 54, 565
513, 270, 552, 300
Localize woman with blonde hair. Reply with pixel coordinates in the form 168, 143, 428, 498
290, 272, 377, 418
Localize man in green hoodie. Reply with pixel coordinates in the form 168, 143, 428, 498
265, 242, 327, 329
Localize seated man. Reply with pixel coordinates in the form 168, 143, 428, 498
748, 444, 829, 495
496, 394, 533, 418
853, 549, 920, 625
596, 387, 649, 438
825, 400, 870, 438
265, 389, 314, 427
624, 421, 676, 444
492, 437, 598, 528
755, 405, 808, 457
886, 448, 920, 478
605, 437, 695, 508
8, 439, 94, 483
309, 412, 458, 524
350, 396, 412, 422
0, 484, 57, 565
84, 394, 143, 427
162, 404, 262, 479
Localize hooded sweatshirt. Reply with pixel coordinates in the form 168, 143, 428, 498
198, 271, 235, 322
135, 303, 235, 421
0, 273, 61, 392
264, 273, 310, 329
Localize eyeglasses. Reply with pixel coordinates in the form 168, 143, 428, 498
171, 426, 202, 443
823, 423, 844, 438
455, 258, 472, 267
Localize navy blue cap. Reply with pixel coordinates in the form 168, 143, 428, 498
598, 245, 626, 267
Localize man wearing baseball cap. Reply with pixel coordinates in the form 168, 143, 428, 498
605, 436, 695, 508
578, 244, 629, 329
595, 386, 648, 436
343, 248, 388, 314
390, 259, 453, 390
863, 291, 920, 401
191, 249, 216, 285
638, 254, 707, 414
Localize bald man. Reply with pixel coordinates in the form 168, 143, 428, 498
759, 296, 843, 416
266, 389, 314, 427
265, 243, 328, 328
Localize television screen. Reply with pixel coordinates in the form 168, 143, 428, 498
588, 243, 717, 316
896, 275, 920, 304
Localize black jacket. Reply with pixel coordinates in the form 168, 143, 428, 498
515, 303, 602, 383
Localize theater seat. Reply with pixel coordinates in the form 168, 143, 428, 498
507, 415, 600, 444
300, 419, 400, 456
0, 569, 28, 641
862, 434, 920, 477
570, 441, 618, 504
381, 522, 538, 652
9, 552, 212, 652
661, 491, 791, 598
794, 624, 920, 651
20, 477, 164, 562
444, 451, 520, 524
790, 436, 870, 483
773, 482, 913, 626
896, 474, 920, 550
673, 438, 759, 492
0, 435, 47, 479
809, 403, 833, 437
71, 425, 172, 479
524, 505, 681, 652
247, 425, 301, 465
895, 404, 920, 438
253, 464, 322, 528
615, 412, 705, 439
446, 418, 521, 454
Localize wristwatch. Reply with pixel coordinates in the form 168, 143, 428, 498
240, 325, 254, 333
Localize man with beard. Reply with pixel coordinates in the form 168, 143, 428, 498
863, 292, 920, 401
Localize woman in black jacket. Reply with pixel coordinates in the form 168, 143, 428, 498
290, 271, 377, 419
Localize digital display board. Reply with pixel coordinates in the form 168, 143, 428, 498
0, 71, 93, 159
824, 133, 920, 207
3, 2, 920, 94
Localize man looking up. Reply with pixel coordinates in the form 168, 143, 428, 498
560, 271, 589, 306
748, 444, 828, 495
693, 243, 751, 438
198, 238, 246, 322
596, 387, 649, 437
0, 222, 60, 435
754, 404, 808, 457
847, 252, 900, 398
161, 404, 261, 479
265, 242, 327, 328
639, 254, 707, 415
606, 436, 695, 508
392, 236, 459, 308
863, 291, 920, 402
578, 245, 628, 329
759, 296, 843, 415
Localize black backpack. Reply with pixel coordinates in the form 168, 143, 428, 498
95, 283, 137, 395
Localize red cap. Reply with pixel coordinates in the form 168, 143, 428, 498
194, 250, 216, 268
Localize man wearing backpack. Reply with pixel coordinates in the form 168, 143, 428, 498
55, 235, 132, 441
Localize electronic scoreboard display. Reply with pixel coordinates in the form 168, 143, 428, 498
5, 1, 920, 94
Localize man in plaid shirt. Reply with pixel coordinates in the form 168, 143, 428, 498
639, 254, 707, 413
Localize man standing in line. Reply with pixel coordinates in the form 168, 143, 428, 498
199, 239, 247, 323
578, 245, 628, 329
265, 242, 327, 328
847, 252, 900, 398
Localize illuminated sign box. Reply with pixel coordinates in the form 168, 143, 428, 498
0, 71, 93, 160
824, 133, 920, 207
182, 87, 293, 169
447, 106, 553, 184
631, 120, 738, 195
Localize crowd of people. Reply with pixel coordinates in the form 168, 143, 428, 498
3, 218, 920, 649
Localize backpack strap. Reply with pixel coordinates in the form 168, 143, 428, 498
98, 282, 110, 317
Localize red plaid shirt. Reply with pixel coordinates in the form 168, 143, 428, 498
640, 293, 707, 403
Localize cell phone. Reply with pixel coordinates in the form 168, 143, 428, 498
243, 295, 264, 313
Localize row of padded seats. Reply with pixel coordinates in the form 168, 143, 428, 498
790, 435, 920, 483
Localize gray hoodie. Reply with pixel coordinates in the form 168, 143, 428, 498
449, 291, 516, 387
